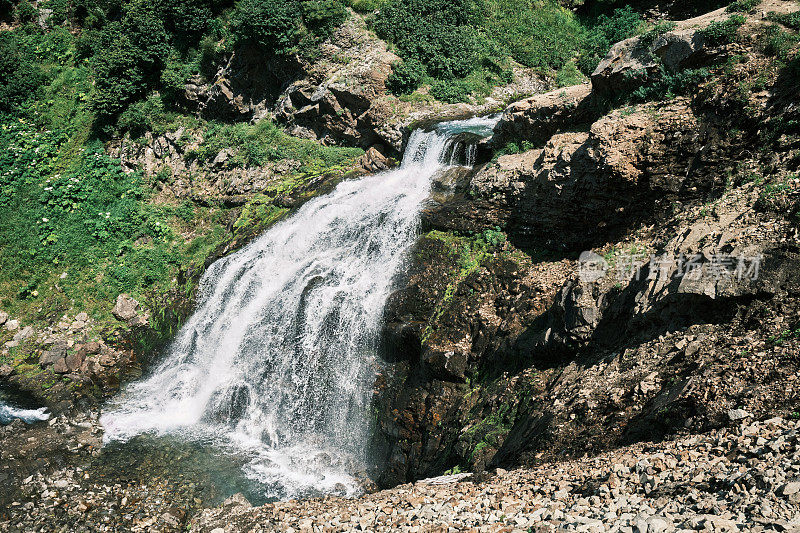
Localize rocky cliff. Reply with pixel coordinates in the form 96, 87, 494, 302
374, 1, 800, 487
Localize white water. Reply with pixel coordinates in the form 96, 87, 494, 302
101, 116, 498, 500
0, 400, 50, 424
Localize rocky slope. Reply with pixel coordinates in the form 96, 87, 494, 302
188, 416, 800, 532
2, 1, 800, 530
374, 0, 800, 487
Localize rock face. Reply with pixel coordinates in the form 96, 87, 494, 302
447, 97, 738, 252
493, 83, 596, 148
373, 4, 800, 488
274, 15, 401, 151
590, 10, 725, 98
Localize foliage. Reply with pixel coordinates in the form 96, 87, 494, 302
484, 0, 584, 71
699, 14, 746, 46
767, 11, 800, 31
344, 0, 387, 12
229, 0, 347, 57
387, 58, 427, 95
628, 66, 712, 102
576, 5, 645, 75
726, 0, 760, 13
556, 60, 585, 87
187, 118, 364, 170
0, 30, 45, 114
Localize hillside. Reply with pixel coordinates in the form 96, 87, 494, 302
1, 0, 800, 531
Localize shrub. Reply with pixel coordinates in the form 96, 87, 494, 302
555, 60, 584, 87
230, 0, 347, 57
344, 0, 386, 12
387, 58, 426, 95
629, 66, 711, 102
13, 0, 38, 23
700, 14, 746, 46
430, 79, 472, 103
0, 31, 45, 113
726, 0, 759, 13
577, 5, 644, 74
484, 0, 584, 71
763, 24, 799, 60
767, 11, 800, 31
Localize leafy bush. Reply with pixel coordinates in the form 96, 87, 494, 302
13, 0, 37, 23
700, 14, 746, 46
430, 79, 472, 103
387, 58, 427, 95
344, 0, 387, 12
763, 24, 799, 60
629, 66, 711, 102
0, 31, 45, 113
726, 0, 759, 13
767, 11, 800, 31
577, 5, 644, 74
188, 119, 364, 170
230, 0, 347, 57
556, 60, 584, 87
484, 0, 584, 71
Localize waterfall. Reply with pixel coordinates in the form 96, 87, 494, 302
101, 115, 498, 500
0, 388, 50, 425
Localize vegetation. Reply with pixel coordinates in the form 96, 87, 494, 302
0, 6, 363, 349
699, 14, 746, 46
376, 0, 645, 101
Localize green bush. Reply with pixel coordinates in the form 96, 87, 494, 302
577, 5, 644, 74
629, 66, 711, 101
767, 11, 800, 31
344, 0, 386, 12
13, 0, 38, 23
485, 0, 584, 71
430, 79, 472, 103
0, 31, 45, 113
763, 24, 799, 60
555, 60, 584, 87
230, 0, 347, 57
700, 14, 746, 46
726, 0, 759, 13
387, 58, 427, 95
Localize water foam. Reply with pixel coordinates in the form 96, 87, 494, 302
101, 116, 498, 500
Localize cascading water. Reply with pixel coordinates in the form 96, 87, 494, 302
0, 388, 49, 425
101, 115, 498, 501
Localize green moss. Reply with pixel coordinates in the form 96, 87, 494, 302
420, 228, 507, 343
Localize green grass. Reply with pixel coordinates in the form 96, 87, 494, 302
186, 119, 363, 171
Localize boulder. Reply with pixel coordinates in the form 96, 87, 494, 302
0, 311, 7, 326
112, 294, 141, 322
494, 84, 596, 147
591, 28, 710, 97
64, 350, 85, 373
5, 319, 19, 331
40, 342, 67, 367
